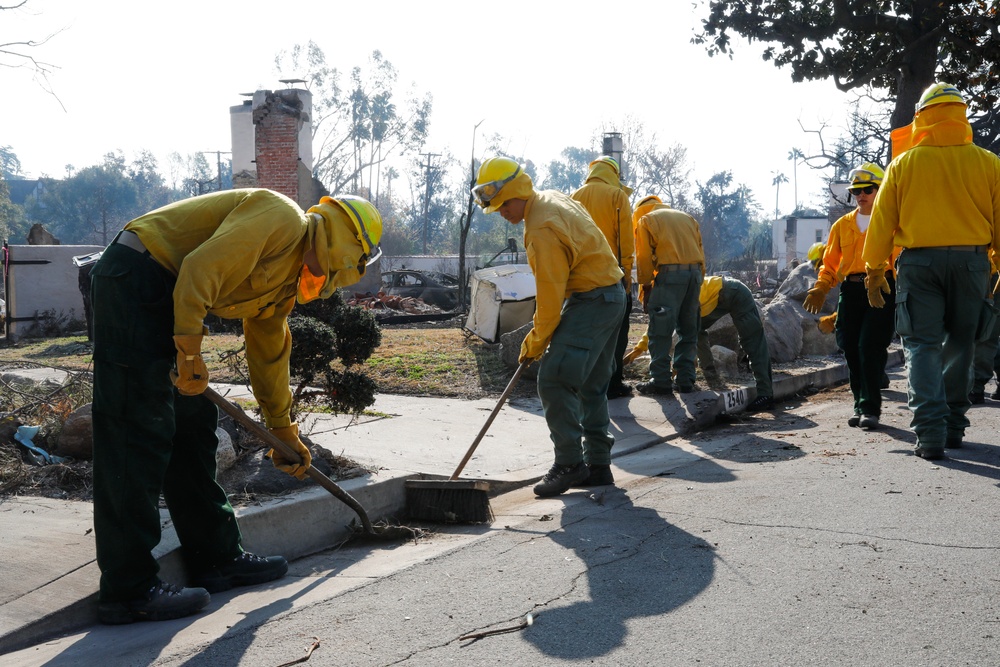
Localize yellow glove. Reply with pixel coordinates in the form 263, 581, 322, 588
865, 268, 891, 308
623, 333, 649, 365
268, 424, 312, 480
173, 334, 209, 396
817, 313, 837, 335
802, 282, 831, 314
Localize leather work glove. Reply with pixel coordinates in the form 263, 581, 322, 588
623, 346, 643, 366
268, 424, 312, 480
817, 313, 837, 335
173, 334, 209, 396
802, 282, 831, 314
865, 268, 891, 308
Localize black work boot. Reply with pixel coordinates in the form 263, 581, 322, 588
190, 551, 288, 593
97, 581, 210, 625
533, 462, 589, 497
574, 464, 614, 487
636, 381, 674, 397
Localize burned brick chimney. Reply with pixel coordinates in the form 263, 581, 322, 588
230, 86, 322, 209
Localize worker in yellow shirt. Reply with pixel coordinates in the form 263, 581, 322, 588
697, 276, 773, 411
633, 195, 705, 395
90, 189, 382, 623
625, 276, 773, 411
473, 157, 626, 496
805, 163, 900, 430
572, 156, 635, 398
863, 83, 1000, 460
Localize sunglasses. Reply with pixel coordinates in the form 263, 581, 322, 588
851, 185, 877, 195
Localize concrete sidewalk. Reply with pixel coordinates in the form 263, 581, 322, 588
0, 352, 895, 655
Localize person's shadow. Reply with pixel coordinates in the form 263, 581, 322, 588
521, 489, 716, 660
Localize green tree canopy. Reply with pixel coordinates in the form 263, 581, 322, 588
695, 1, 1000, 143
695, 170, 761, 269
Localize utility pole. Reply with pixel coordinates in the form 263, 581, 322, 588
419, 152, 440, 254
200, 151, 232, 192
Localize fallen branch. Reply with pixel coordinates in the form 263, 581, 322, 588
274, 637, 320, 667
460, 613, 534, 641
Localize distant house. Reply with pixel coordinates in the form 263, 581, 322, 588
771, 182, 853, 272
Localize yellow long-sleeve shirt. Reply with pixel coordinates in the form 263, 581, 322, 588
864, 105, 1000, 270
817, 209, 900, 289
126, 188, 358, 428
635, 204, 705, 285
571, 163, 635, 283
521, 190, 624, 360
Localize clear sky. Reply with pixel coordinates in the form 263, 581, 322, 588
4, 0, 862, 218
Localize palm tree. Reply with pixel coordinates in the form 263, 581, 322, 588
771, 171, 788, 220
787, 148, 804, 211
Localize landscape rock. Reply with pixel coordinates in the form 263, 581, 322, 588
54, 403, 93, 460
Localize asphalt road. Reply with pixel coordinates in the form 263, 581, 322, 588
7, 373, 1000, 666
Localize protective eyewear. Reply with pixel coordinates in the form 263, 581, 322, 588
848, 167, 879, 186
472, 166, 522, 208
850, 185, 877, 195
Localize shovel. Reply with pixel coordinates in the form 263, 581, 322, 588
203, 386, 375, 535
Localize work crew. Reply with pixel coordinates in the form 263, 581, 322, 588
863, 82, 1000, 459
572, 156, 635, 399
623, 276, 773, 411
805, 163, 899, 430
633, 195, 705, 395
473, 157, 625, 496
91, 188, 382, 623
697, 276, 774, 411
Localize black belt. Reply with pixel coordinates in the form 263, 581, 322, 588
657, 263, 701, 272
908, 244, 988, 253
845, 274, 866, 282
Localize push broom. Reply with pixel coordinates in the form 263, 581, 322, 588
405, 361, 528, 523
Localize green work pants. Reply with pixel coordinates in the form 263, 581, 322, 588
972, 273, 1000, 394
894, 248, 990, 447
608, 288, 633, 390
697, 279, 773, 398
537, 283, 626, 466
91, 242, 242, 603
647, 268, 702, 390
836, 276, 896, 417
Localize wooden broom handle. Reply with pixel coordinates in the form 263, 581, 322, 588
450, 361, 528, 480
203, 386, 374, 534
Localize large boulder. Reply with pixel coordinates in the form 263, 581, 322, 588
762, 296, 805, 362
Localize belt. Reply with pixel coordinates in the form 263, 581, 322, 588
845, 274, 866, 282
657, 263, 701, 272
908, 244, 988, 253
114, 229, 150, 255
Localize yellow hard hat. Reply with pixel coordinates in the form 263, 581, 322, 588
807, 242, 826, 263
324, 195, 382, 266
589, 155, 620, 175
915, 82, 966, 113
473, 157, 524, 213
847, 162, 884, 190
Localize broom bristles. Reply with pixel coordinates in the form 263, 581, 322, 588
405, 479, 493, 524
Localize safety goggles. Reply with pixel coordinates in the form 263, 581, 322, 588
849, 185, 878, 195
472, 166, 522, 208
